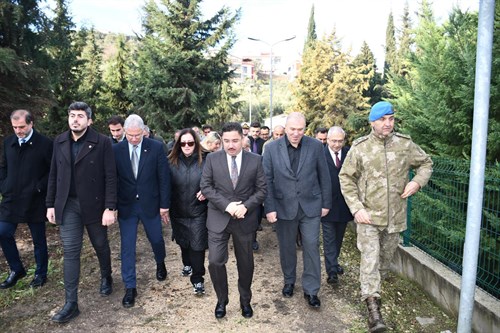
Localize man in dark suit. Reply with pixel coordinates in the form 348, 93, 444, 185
0, 109, 52, 289
113, 114, 171, 309
321, 126, 353, 285
46, 102, 117, 323
248, 121, 265, 155
200, 122, 267, 319
263, 112, 332, 309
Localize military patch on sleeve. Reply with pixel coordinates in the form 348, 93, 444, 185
352, 136, 369, 146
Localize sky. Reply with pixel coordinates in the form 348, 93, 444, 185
44, 0, 480, 69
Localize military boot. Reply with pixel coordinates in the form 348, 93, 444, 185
365, 297, 387, 333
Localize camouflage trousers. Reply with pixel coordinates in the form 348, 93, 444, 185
356, 223, 400, 301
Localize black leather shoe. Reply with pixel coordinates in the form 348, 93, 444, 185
336, 265, 344, 275
0, 270, 27, 289
241, 304, 253, 318
282, 283, 294, 297
51, 302, 80, 323
327, 273, 339, 285
100, 276, 113, 296
304, 293, 321, 308
156, 262, 167, 281
214, 300, 228, 319
122, 288, 137, 308
29, 274, 47, 288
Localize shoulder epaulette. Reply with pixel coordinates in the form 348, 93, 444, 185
394, 132, 411, 140
352, 135, 369, 146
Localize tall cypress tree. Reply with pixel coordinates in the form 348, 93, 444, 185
303, 5, 317, 53
129, 0, 239, 134
383, 11, 397, 83
397, 2, 412, 77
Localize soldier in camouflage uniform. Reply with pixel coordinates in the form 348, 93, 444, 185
339, 101, 432, 333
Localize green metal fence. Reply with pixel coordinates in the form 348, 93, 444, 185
403, 157, 500, 299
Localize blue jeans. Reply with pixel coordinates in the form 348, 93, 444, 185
0, 221, 48, 276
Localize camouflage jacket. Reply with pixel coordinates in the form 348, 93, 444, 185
339, 131, 433, 233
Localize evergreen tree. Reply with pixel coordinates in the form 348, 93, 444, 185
0, 0, 52, 138
102, 34, 133, 116
397, 2, 413, 77
42, 0, 81, 136
353, 41, 383, 106
208, 81, 240, 128
388, 3, 500, 162
383, 11, 397, 83
129, 0, 239, 134
76, 28, 105, 125
294, 30, 370, 138
303, 5, 317, 52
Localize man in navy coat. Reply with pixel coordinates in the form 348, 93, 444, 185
0, 109, 52, 289
113, 114, 171, 308
321, 126, 353, 285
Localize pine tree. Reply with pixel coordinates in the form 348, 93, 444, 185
42, 0, 81, 136
102, 34, 133, 116
208, 81, 240, 128
129, 0, 239, 134
353, 41, 383, 106
303, 5, 317, 53
0, 0, 52, 138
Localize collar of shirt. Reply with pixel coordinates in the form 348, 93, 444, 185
128, 140, 143, 160
284, 134, 302, 149
19, 129, 34, 145
328, 146, 341, 161
226, 150, 243, 175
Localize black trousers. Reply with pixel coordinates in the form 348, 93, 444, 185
180, 246, 206, 284
59, 198, 111, 303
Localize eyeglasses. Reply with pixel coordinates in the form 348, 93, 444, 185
180, 141, 195, 147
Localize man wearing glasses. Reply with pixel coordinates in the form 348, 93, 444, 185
113, 114, 171, 308
321, 126, 352, 286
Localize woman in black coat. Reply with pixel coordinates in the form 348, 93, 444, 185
168, 128, 208, 295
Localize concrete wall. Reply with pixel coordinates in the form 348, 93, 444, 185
391, 245, 499, 333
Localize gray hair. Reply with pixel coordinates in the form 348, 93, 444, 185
124, 114, 145, 130
286, 112, 306, 125
327, 126, 345, 137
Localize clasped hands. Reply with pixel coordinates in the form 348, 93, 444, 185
225, 201, 247, 219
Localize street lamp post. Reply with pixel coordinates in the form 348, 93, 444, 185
248, 36, 296, 130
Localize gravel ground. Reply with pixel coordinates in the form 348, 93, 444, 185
0, 220, 457, 332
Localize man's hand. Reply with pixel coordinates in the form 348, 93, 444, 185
234, 203, 248, 219
225, 201, 242, 217
102, 209, 115, 226
196, 191, 206, 201
266, 211, 277, 223
321, 208, 330, 217
160, 208, 170, 225
401, 181, 421, 198
354, 209, 372, 224
46, 208, 56, 225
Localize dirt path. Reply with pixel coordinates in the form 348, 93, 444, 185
0, 221, 365, 333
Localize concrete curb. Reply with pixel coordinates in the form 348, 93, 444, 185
392, 244, 499, 333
